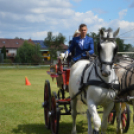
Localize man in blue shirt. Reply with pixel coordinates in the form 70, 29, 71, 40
65, 24, 94, 62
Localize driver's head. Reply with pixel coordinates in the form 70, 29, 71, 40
79, 24, 88, 37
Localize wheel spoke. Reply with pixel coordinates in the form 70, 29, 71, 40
44, 80, 51, 129
122, 117, 126, 128
51, 96, 60, 134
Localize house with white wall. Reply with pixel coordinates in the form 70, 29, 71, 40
0, 38, 34, 62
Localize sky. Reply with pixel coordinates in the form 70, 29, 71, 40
0, 0, 134, 45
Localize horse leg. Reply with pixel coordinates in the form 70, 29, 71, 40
101, 103, 114, 134
71, 97, 78, 134
87, 109, 93, 134
87, 100, 101, 134
132, 100, 134, 123
115, 103, 123, 134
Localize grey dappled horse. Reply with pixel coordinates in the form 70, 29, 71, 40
115, 58, 134, 122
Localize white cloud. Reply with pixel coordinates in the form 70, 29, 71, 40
0, 0, 134, 46
107, 19, 134, 45
119, 9, 127, 19
31, 31, 59, 40
115, 20, 134, 37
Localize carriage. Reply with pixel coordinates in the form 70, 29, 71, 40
42, 57, 131, 134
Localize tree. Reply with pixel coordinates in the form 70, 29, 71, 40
124, 44, 132, 52
87, 31, 99, 54
115, 38, 125, 52
44, 32, 66, 60
1, 46, 6, 59
15, 41, 42, 63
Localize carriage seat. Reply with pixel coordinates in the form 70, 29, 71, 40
63, 67, 69, 71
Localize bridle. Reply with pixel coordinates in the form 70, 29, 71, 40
98, 37, 118, 68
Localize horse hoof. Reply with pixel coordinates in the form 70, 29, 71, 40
71, 130, 77, 134
93, 129, 99, 134
116, 129, 123, 134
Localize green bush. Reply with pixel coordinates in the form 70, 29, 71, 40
4, 59, 12, 63
15, 41, 42, 63
1, 46, 6, 59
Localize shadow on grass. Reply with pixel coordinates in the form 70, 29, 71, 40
12, 121, 87, 134
107, 126, 116, 134
12, 124, 48, 134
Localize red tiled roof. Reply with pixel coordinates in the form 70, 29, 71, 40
50, 44, 68, 49
61, 44, 68, 50
0, 38, 35, 49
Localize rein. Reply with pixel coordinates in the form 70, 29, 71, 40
118, 84, 134, 96
94, 59, 119, 90
71, 58, 119, 101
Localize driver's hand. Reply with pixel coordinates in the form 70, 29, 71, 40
59, 53, 65, 60
65, 51, 69, 59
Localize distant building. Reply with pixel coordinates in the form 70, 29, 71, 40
0, 38, 34, 62
32, 40, 68, 61
32, 40, 50, 61
0, 38, 68, 62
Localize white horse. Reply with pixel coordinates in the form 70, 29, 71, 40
68, 28, 122, 134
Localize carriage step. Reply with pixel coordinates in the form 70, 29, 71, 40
58, 107, 64, 110
56, 98, 71, 104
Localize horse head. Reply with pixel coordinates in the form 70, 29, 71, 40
98, 28, 120, 77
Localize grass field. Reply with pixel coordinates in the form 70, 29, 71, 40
0, 68, 134, 134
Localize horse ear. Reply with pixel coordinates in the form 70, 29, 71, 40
100, 29, 104, 36
100, 29, 105, 40
113, 28, 120, 38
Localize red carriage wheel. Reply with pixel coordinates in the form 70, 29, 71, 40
43, 80, 51, 129
121, 104, 130, 133
108, 112, 116, 124
51, 96, 60, 134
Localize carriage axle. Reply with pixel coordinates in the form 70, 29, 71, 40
114, 96, 134, 102
127, 96, 134, 101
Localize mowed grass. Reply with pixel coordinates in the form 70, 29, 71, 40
0, 68, 134, 134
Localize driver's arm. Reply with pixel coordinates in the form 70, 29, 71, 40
88, 38, 94, 55
65, 38, 75, 56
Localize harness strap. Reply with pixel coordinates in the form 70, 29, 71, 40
71, 60, 119, 101
71, 80, 120, 100
80, 63, 90, 85
87, 63, 94, 82
87, 80, 120, 90
71, 84, 87, 100
115, 63, 134, 73
118, 84, 134, 96
94, 62, 107, 84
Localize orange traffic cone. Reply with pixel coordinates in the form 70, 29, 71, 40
25, 77, 31, 86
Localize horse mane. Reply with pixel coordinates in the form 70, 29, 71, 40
99, 27, 112, 32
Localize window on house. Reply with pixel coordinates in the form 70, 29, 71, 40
2, 41, 5, 44
16, 42, 19, 44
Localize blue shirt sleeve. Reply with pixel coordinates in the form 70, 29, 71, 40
88, 38, 94, 55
